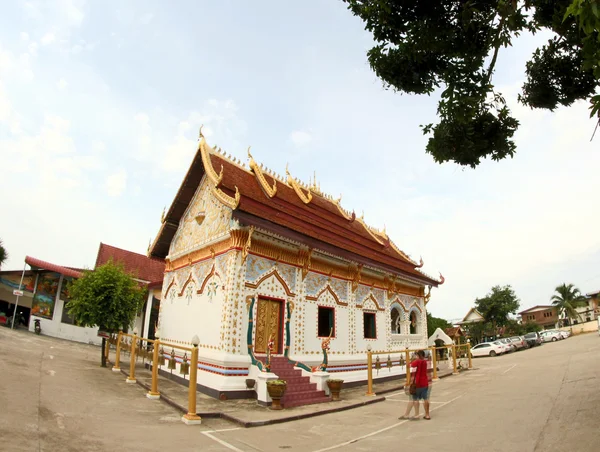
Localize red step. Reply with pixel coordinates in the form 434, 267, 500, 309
265, 356, 331, 409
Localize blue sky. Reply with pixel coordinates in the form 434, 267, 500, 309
1, 0, 599, 321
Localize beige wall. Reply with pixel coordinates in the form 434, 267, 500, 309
559, 320, 598, 335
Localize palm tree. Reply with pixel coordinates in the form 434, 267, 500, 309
551, 283, 587, 332
0, 239, 7, 269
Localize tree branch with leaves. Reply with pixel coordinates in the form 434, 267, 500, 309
343, 0, 600, 167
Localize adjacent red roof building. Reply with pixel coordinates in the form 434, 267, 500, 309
95, 243, 165, 283
25, 256, 83, 279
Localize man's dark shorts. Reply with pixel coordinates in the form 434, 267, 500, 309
412, 386, 431, 401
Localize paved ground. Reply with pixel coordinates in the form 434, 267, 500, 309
1, 327, 599, 451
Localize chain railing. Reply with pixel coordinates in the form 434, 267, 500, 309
110, 331, 202, 425
365, 343, 472, 396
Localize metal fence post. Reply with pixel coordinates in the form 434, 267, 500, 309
147, 339, 161, 399
452, 344, 459, 375
431, 346, 439, 381
365, 351, 375, 396
405, 349, 411, 386
126, 332, 138, 383
182, 335, 202, 425
112, 331, 122, 372
467, 343, 473, 369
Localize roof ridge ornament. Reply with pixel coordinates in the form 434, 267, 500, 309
248, 147, 277, 198
212, 185, 240, 210
198, 134, 223, 185
286, 164, 313, 204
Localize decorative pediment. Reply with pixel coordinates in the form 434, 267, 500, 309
177, 272, 198, 297
198, 265, 221, 294
245, 268, 296, 297
357, 293, 385, 311
307, 284, 347, 306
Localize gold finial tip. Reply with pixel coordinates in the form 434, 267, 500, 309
198, 125, 204, 139
247, 146, 252, 158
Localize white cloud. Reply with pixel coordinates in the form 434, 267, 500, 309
20, 32, 29, 41
56, 77, 68, 90
28, 42, 39, 56
41, 32, 55, 46
105, 168, 127, 196
290, 130, 313, 147
140, 13, 154, 24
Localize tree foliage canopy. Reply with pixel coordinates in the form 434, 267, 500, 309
0, 239, 7, 269
550, 282, 587, 325
343, 0, 600, 167
427, 312, 452, 335
475, 284, 521, 326
67, 261, 146, 333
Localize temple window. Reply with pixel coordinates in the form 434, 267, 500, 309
409, 310, 419, 334
390, 307, 401, 334
363, 312, 377, 339
317, 306, 335, 337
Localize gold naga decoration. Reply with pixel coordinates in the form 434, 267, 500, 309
350, 263, 363, 293
197, 126, 240, 210
357, 217, 385, 245
211, 185, 240, 210
424, 286, 432, 305
248, 147, 277, 198
286, 164, 313, 204
298, 248, 312, 280
332, 194, 355, 222
241, 226, 255, 264
416, 256, 424, 268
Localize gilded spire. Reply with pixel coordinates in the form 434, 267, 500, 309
248, 147, 277, 198
286, 164, 313, 204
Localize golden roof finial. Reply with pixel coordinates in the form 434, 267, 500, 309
248, 147, 276, 198
161, 206, 166, 223
286, 164, 312, 204
198, 125, 204, 139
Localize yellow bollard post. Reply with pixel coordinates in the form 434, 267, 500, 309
147, 339, 161, 399
405, 349, 411, 386
365, 350, 375, 396
467, 343, 473, 369
126, 331, 138, 383
182, 335, 202, 425
112, 331, 122, 372
452, 344, 459, 375
431, 346, 438, 381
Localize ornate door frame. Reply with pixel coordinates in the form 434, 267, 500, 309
254, 296, 285, 355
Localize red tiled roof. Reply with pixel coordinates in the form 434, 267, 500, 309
25, 256, 83, 279
445, 327, 464, 337
150, 140, 440, 286
95, 243, 165, 283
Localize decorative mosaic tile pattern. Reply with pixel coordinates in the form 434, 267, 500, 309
304, 272, 328, 297
170, 177, 232, 257
245, 254, 274, 282
329, 278, 348, 303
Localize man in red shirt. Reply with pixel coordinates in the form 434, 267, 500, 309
400, 350, 431, 420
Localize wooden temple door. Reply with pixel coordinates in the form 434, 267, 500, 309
254, 297, 282, 354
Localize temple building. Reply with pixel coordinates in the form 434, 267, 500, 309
148, 132, 443, 404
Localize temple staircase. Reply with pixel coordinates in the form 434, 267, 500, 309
269, 356, 330, 408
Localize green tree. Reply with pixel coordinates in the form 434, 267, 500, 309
522, 321, 542, 333
342, 0, 600, 167
67, 261, 146, 366
550, 283, 587, 331
426, 312, 452, 336
0, 239, 7, 269
475, 285, 521, 333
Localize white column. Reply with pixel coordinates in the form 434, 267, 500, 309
142, 291, 153, 338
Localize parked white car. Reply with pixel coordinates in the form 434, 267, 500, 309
509, 336, 527, 350
470, 341, 505, 357
540, 330, 562, 342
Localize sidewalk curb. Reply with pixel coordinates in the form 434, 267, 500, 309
112, 363, 386, 428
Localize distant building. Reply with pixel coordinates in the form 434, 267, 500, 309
456, 307, 484, 326
519, 305, 558, 330
0, 244, 164, 345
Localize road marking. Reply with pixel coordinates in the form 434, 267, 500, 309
202, 431, 244, 452
503, 364, 517, 374
312, 395, 463, 452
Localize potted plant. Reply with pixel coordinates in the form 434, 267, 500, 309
327, 379, 344, 401
266, 379, 287, 410
245, 379, 256, 390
